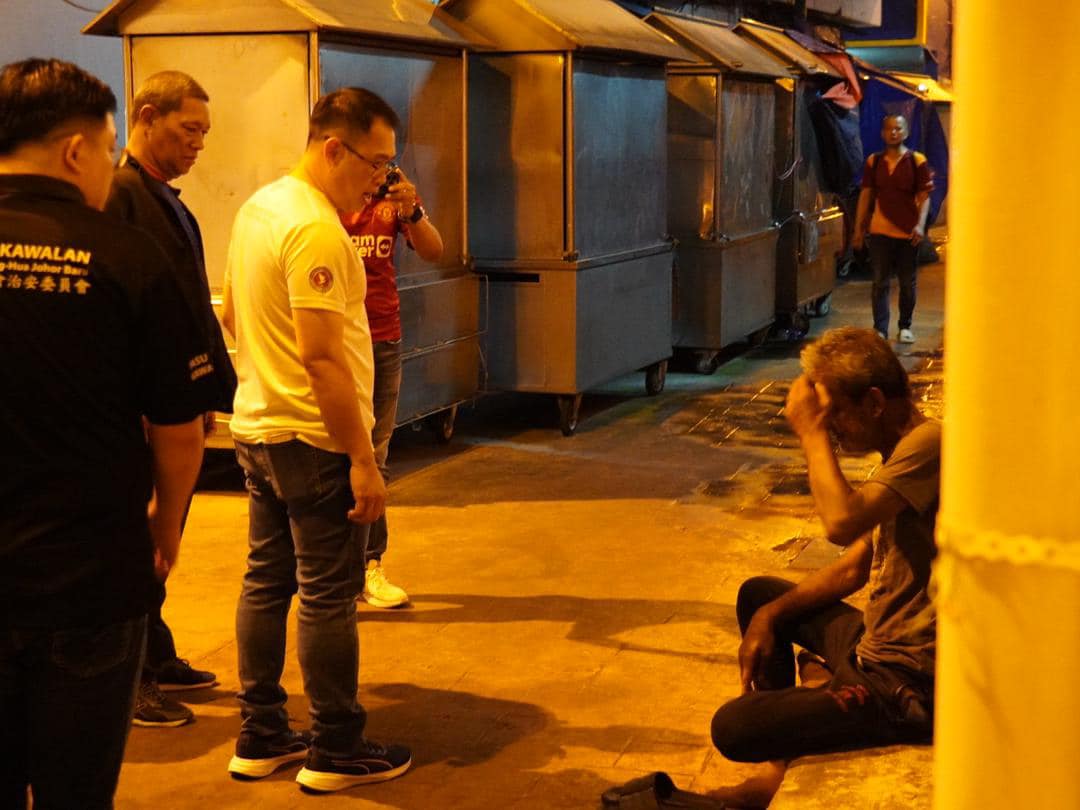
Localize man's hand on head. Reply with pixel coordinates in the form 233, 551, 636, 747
784, 374, 832, 442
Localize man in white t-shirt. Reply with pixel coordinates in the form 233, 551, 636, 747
221, 88, 410, 794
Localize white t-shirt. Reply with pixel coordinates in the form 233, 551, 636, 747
226, 174, 374, 451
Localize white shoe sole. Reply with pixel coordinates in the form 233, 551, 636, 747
132, 714, 191, 728
228, 750, 308, 779
295, 758, 411, 792
362, 591, 409, 609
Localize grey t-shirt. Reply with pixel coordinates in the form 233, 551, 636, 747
856, 419, 942, 677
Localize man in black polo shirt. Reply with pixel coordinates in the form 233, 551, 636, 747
106, 70, 236, 727
0, 59, 211, 808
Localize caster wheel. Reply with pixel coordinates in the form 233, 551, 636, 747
645, 359, 668, 396
747, 324, 772, 348
813, 292, 832, 317
424, 405, 457, 444
694, 352, 720, 376
556, 394, 582, 436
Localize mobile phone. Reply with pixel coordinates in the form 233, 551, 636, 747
374, 163, 401, 199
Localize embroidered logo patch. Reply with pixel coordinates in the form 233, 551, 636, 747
378, 204, 396, 223
308, 266, 334, 293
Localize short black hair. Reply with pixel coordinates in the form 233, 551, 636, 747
308, 87, 399, 144
0, 58, 117, 155
131, 70, 209, 128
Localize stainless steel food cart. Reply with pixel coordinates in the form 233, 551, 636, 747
645, 11, 791, 373
441, 0, 690, 434
85, 0, 483, 444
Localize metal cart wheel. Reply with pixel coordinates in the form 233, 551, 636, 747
812, 292, 832, 317
747, 324, 772, 348
645, 359, 668, 396
556, 394, 582, 436
424, 405, 457, 444
694, 351, 720, 376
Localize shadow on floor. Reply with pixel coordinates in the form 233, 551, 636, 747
122, 680, 703, 776
360, 593, 739, 666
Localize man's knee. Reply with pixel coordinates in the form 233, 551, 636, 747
711, 698, 769, 763
736, 576, 794, 633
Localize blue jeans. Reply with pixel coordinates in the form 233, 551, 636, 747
368, 339, 402, 563
868, 234, 918, 334
0, 615, 147, 809
234, 440, 370, 756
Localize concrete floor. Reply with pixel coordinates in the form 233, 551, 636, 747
116, 261, 945, 809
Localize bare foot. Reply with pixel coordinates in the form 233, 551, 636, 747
707, 760, 786, 809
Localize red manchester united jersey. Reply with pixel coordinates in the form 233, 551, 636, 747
340, 199, 410, 342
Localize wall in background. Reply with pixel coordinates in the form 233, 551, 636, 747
1, 1, 126, 133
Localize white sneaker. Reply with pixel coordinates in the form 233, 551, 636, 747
363, 560, 409, 608
876, 331, 888, 341
898, 328, 916, 344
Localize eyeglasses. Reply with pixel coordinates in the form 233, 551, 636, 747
327, 136, 394, 172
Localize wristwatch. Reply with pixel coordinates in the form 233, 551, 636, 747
406, 203, 425, 224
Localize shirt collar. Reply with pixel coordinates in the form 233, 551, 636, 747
0, 173, 86, 205
121, 151, 181, 197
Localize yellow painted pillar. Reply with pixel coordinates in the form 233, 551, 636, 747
935, 4, 1080, 809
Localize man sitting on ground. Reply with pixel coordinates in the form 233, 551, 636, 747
710, 327, 939, 807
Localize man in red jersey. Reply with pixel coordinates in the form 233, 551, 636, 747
852, 114, 934, 344
340, 157, 442, 608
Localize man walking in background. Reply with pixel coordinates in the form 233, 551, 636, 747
852, 114, 934, 344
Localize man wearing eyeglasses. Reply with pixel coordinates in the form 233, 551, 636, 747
221, 87, 410, 793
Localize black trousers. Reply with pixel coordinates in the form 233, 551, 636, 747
143, 582, 177, 677
710, 577, 933, 763
869, 234, 918, 334
142, 488, 196, 679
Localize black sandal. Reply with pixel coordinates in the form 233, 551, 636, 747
601, 771, 726, 809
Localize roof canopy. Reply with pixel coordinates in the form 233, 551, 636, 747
644, 11, 790, 78
83, 0, 480, 49
846, 45, 935, 77
734, 19, 841, 78
891, 72, 952, 103
439, 0, 691, 61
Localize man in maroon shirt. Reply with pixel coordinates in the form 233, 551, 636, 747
340, 160, 442, 608
852, 115, 934, 344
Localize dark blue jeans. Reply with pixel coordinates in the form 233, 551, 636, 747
368, 339, 402, 564
234, 440, 370, 757
0, 615, 147, 809
868, 234, 918, 334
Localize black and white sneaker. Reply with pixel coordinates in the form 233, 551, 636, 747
228, 730, 312, 779
132, 679, 194, 728
295, 739, 411, 793
156, 657, 218, 692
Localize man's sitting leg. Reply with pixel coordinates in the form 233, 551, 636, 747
734, 575, 866, 691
